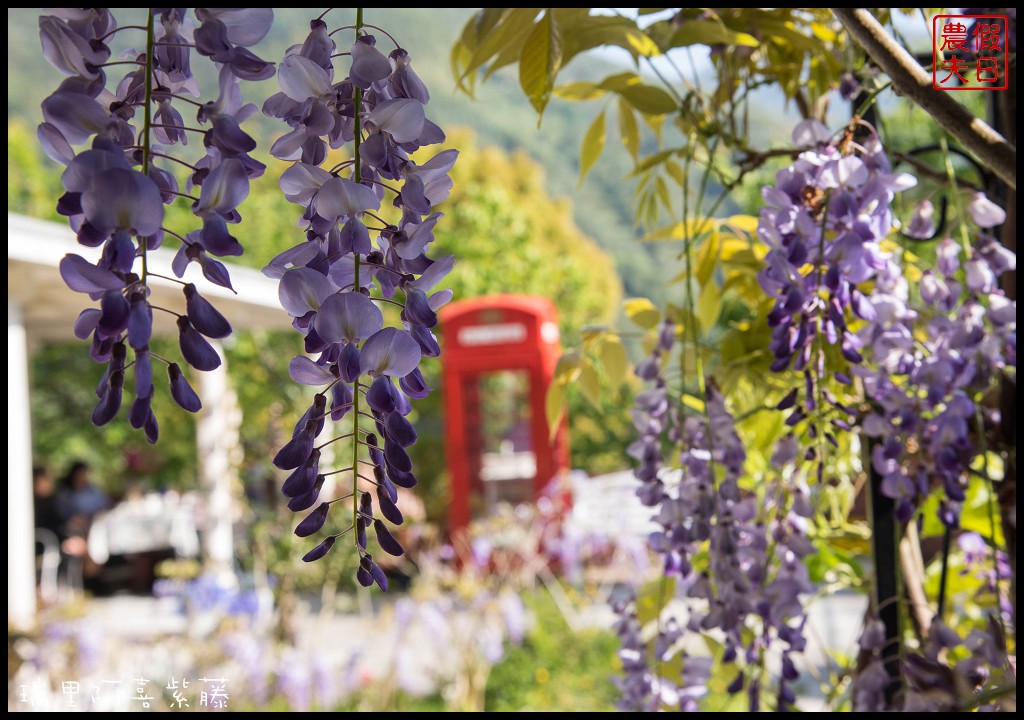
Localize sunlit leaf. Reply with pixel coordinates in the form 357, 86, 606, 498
618, 98, 640, 160
518, 11, 562, 116
459, 9, 540, 87
598, 335, 629, 386
579, 110, 606, 184
696, 281, 721, 333
636, 576, 675, 625
579, 358, 602, 406
545, 380, 566, 436
554, 81, 606, 100
668, 19, 759, 48
695, 227, 720, 285
624, 297, 660, 328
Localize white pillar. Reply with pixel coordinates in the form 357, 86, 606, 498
8, 300, 37, 628
196, 342, 242, 579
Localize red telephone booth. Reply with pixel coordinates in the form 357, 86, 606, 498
440, 295, 570, 531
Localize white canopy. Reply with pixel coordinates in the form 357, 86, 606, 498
7, 212, 291, 627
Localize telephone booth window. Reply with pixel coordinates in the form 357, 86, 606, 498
440, 295, 569, 531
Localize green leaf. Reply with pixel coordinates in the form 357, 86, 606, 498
694, 228, 720, 286
616, 83, 678, 115
598, 335, 629, 387
641, 216, 717, 242
668, 19, 759, 48
624, 297, 660, 329
597, 72, 677, 115
578, 359, 602, 407
618, 98, 640, 160
519, 11, 563, 117
579, 110, 606, 184
459, 9, 540, 86
636, 576, 675, 625
696, 281, 721, 333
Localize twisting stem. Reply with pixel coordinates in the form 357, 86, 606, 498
140, 11, 156, 284
149, 151, 199, 172
362, 24, 400, 49
98, 24, 149, 42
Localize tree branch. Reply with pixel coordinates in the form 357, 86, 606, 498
833, 8, 1016, 190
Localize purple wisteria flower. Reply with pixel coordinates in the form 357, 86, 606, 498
856, 227, 1015, 525
623, 317, 815, 710
264, 10, 456, 586
758, 120, 910, 470
39, 8, 275, 439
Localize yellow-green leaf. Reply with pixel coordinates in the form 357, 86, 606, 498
616, 83, 677, 115
694, 227, 720, 286
598, 335, 629, 387
460, 9, 539, 84
682, 393, 705, 413
624, 297, 660, 329
624, 27, 661, 57
722, 214, 759, 234
669, 19, 759, 48
618, 97, 640, 160
519, 11, 563, 116
553, 349, 583, 384
579, 110, 606, 184
641, 216, 717, 242
696, 281, 721, 333
545, 380, 566, 436
636, 576, 675, 625
554, 81, 606, 100
579, 359, 602, 407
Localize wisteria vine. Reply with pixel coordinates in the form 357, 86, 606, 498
620, 117, 1015, 711
262, 8, 456, 587
40, 8, 275, 441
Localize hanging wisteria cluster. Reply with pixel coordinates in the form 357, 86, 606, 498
262, 9, 456, 586
858, 220, 1015, 526
760, 123, 1015, 710
39, 8, 274, 441
757, 119, 916, 482
620, 321, 816, 711
622, 117, 1015, 711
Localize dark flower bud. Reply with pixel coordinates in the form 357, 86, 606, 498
384, 411, 418, 447
295, 502, 330, 537
288, 474, 325, 512
302, 535, 336, 563
184, 283, 232, 338
128, 387, 153, 429
92, 370, 123, 426
168, 362, 202, 412
384, 440, 412, 473
356, 518, 367, 550
373, 519, 404, 556
273, 420, 317, 470
376, 485, 404, 525
177, 316, 222, 371
282, 449, 320, 497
